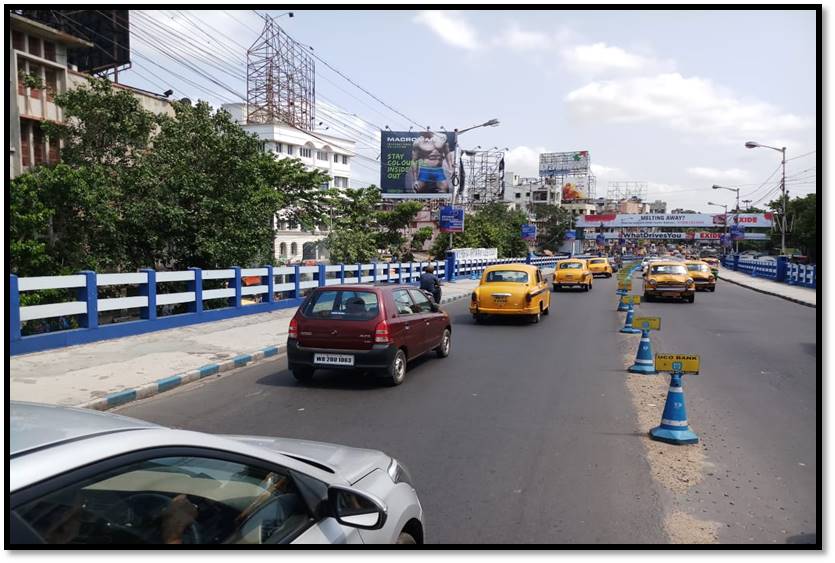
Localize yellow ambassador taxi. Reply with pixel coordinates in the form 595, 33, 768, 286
586, 257, 613, 278
643, 260, 696, 303
684, 260, 716, 292
552, 259, 594, 292
470, 263, 551, 324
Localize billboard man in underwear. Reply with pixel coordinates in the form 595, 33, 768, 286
409, 132, 453, 194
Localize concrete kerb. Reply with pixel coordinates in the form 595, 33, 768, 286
720, 276, 816, 308
76, 291, 473, 412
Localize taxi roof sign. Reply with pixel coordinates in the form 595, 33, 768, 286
655, 354, 700, 374
632, 316, 660, 330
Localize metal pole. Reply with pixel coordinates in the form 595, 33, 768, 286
734, 188, 740, 254
450, 128, 459, 252
781, 147, 787, 255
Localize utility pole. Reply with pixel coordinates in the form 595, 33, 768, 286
780, 147, 787, 256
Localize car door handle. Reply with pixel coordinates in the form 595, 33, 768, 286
405, 324, 410, 330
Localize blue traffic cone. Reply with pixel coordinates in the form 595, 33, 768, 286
649, 372, 699, 444
617, 293, 629, 312
628, 329, 657, 373
620, 302, 641, 333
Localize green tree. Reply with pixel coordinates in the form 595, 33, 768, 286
532, 204, 572, 252
324, 188, 382, 263
430, 203, 529, 258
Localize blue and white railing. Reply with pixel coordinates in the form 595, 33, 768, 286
721, 254, 816, 289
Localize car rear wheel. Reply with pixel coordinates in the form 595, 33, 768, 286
292, 366, 314, 384
474, 313, 485, 324
382, 349, 407, 386
709, 286, 716, 292
530, 309, 541, 324
583, 283, 589, 292
686, 294, 695, 303
396, 532, 417, 544
435, 328, 451, 358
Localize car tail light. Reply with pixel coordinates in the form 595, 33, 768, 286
374, 320, 392, 344
288, 317, 298, 340
708, 275, 715, 282
471, 292, 478, 303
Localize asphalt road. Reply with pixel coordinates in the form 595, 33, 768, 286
118, 273, 817, 545
638, 277, 818, 544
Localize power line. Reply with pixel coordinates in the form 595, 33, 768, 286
741, 163, 783, 199
786, 150, 816, 162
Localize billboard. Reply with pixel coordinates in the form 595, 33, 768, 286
561, 176, 587, 202
539, 151, 589, 176
521, 224, 537, 241
380, 131, 456, 199
575, 213, 774, 228
599, 232, 768, 241
439, 206, 465, 233
730, 223, 746, 241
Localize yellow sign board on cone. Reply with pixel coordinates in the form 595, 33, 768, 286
622, 295, 641, 305
655, 354, 700, 374
618, 280, 632, 290
632, 316, 660, 330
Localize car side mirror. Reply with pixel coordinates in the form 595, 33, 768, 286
328, 485, 387, 530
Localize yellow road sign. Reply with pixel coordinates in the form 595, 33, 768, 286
622, 295, 641, 305
618, 280, 632, 289
655, 354, 700, 374
632, 316, 660, 331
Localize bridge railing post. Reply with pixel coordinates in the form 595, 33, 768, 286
10, 274, 20, 342
186, 267, 203, 314
232, 266, 242, 308
264, 265, 274, 303
140, 269, 158, 319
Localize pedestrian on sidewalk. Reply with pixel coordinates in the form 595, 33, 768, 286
420, 265, 442, 303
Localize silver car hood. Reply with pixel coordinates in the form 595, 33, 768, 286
225, 435, 391, 485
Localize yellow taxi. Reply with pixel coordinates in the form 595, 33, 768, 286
643, 260, 696, 303
470, 263, 551, 324
552, 259, 594, 292
684, 260, 716, 292
586, 257, 613, 278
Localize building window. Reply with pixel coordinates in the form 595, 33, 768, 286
286, 144, 294, 155
291, 242, 298, 256
44, 41, 56, 61
299, 147, 312, 158
33, 122, 45, 166
28, 63, 42, 99
333, 154, 339, 163
17, 64, 26, 95
20, 120, 32, 167
515, 193, 521, 199
279, 243, 287, 257
342, 155, 349, 165
13, 30, 25, 51
45, 68, 57, 102
28, 36, 42, 58
317, 150, 328, 161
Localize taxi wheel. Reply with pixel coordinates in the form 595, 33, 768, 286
709, 287, 716, 292
686, 294, 695, 303
530, 309, 541, 324
474, 313, 485, 324
542, 302, 550, 315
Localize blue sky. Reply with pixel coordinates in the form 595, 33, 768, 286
120, 9, 817, 211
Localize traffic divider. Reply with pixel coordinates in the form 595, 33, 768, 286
627, 317, 658, 374
619, 296, 641, 334
649, 354, 700, 445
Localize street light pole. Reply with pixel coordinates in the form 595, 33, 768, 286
712, 184, 741, 252
745, 141, 788, 255
448, 119, 500, 251
707, 201, 729, 255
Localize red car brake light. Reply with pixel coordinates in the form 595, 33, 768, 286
374, 320, 392, 344
288, 317, 298, 340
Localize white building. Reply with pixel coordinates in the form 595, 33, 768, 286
503, 172, 561, 212
222, 102, 357, 263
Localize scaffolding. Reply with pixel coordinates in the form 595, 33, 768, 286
246, 16, 315, 129
606, 181, 648, 202
538, 151, 595, 201
462, 149, 505, 206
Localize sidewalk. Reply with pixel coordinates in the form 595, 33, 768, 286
10, 279, 481, 409
719, 268, 816, 307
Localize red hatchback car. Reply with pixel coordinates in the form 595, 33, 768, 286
287, 285, 452, 386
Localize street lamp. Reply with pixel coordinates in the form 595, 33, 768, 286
707, 201, 729, 255
713, 184, 741, 252
745, 141, 787, 255
449, 119, 501, 248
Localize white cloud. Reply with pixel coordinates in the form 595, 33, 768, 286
413, 11, 481, 50
686, 167, 750, 183
495, 24, 552, 51
506, 145, 549, 177
561, 42, 666, 74
590, 163, 621, 178
564, 73, 811, 141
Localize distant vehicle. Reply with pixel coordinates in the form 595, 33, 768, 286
684, 260, 716, 292
9, 402, 424, 545
586, 257, 613, 278
552, 259, 594, 292
470, 263, 551, 324
701, 257, 720, 279
287, 285, 451, 386
643, 261, 696, 303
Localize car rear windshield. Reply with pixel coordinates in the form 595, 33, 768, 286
559, 262, 583, 269
687, 263, 709, 272
651, 265, 687, 275
302, 290, 380, 320
485, 270, 529, 283
589, 259, 606, 264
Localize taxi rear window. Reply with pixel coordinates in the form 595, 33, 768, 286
559, 262, 582, 269
303, 290, 380, 320
589, 259, 606, 264
687, 263, 709, 271
485, 270, 529, 283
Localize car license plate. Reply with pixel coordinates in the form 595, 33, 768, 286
314, 353, 354, 366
